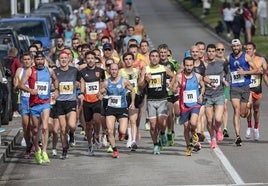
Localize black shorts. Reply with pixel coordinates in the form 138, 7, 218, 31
49, 105, 58, 119
126, 93, 145, 108
167, 95, 179, 103
56, 100, 77, 116
101, 98, 108, 116
83, 100, 102, 122
106, 106, 129, 119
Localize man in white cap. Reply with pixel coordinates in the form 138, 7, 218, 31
226, 39, 258, 146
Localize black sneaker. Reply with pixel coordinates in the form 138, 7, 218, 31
130, 142, 138, 151
223, 129, 229, 138
235, 136, 242, 146
60, 149, 68, 160
69, 135, 76, 147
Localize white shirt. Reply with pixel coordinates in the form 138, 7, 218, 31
257, 0, 267, 18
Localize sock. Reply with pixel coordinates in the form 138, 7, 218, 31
112, 147, 117, 151
254, 122, 259, 129
127, 127, 132, 141
247, 120, 252, 128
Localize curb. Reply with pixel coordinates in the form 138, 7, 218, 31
0, 128, 22, 163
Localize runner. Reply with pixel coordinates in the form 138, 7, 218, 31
101, 63, 135, 158
172, 57, 204, 156
226, 39, 258, 146
19, 51, 59, 164
54, 51, 81, 159
245, 42, 267, 141
139, 50, 175, 154
80, 51, 106, 156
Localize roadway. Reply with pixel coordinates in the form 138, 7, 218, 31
0, 0, 268, 185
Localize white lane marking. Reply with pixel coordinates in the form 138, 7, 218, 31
205, 131, 244, 185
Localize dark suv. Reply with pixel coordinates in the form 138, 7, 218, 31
0, 44, 13, 125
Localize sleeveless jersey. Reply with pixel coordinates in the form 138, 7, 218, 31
80, 67, 105, 103
146, 65, 167, 100
193, 60, 206, 77
229, 52, 251, 87
120, 68, 138, 94
180, 72, 201, 113
249, 56, 262, 93
54, 66, 79, 101
160, 60, 175, 96
28, 66, 51, 106
19, 68, 30, 105
107, 77, 128, 108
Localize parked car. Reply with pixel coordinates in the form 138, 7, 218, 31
0, 27, 24, 55
0, 17, 52, 48
0, 44, 13, 125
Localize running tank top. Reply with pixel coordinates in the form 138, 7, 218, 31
107, 77, 128, 108
146, 65, 167, 100
193, 60, 206, 77
180, 72, 201, 113
120, 68, 138, 94
229, 52, 251, 87
19, 68, 30, 105
28, 66, 51, 106
249, 56, 262, 93
54, 66, 78, 101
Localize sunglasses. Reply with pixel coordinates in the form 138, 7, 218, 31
216, 48, 225, 51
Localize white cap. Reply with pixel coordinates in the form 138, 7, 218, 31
231, 39, 241, 45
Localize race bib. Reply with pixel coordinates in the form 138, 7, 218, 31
108, 95, 121, 107
183, 90, 197, 103
59, 81, 74, 94
85, 81, 99, 94
231, 71, 244, 84
90, 32, 97, 40
149, 74, 162, 88
208, 75, 220, 87
249, 75, 260, 88
35, 81, 48, 95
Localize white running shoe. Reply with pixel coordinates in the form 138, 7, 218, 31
144, 122, 150, 131
253, 128, 260, 141
245, 128, 253, 139
126, 140, 131, 148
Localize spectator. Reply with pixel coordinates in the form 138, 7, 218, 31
223, 2, 235, 37
232, 7, 244, 40
215, 20, 224, 35
257, 0, 267, 36
203, 0, 211, 16
243, 2, 255, 43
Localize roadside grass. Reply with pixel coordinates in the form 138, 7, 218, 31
178, 0, 268, 57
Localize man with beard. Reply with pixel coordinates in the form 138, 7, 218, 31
49, 37, 65, 65
226, 39, 257, 146
172, 57, 204, 156
19, 51, 59, 164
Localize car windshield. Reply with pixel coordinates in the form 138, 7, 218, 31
0, 21, 47, 37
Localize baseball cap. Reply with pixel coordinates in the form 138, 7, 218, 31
34, 51, 45, 58
184, 50, 191, 58
103, 43, 113, 50
231, 39, 241, 45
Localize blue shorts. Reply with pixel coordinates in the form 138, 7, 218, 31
19, 103, 30, 116
179, 107, 200, 125
30, 103, 50, 117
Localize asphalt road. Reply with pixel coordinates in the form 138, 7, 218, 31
0, 0, 268, 185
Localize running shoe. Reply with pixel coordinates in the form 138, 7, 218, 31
101, 133, 108, 147
130, 141, 138, 151
94, 137, 102, 149
153, 145, 160, 155
167, 131, 173, 146
88, 145, 94, 156
192, 142, 201, 152
185, 145, 192, 156
144, 122, 150, 131
223, 128, 229, 137
253, 128, 260, 141
0, 127, 6, 133
60, 149, 68, 159
159, 133, 167, 150
52, 149, 58, 157
34, 150, 42, 164
192, 132, 199, 143
118, 132, 124, 141
216, 128, 224, 142
126, 140, 132, 148
235, 136, 242, 146
69, 135, 76, 147
107, 145, 113, 153
80, 130, 85, 135
24, 152, 31, 159
42, 152, 50, 163
245, 128, 253, 139
112, 150, 119, 158
210, 139, 217, 149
